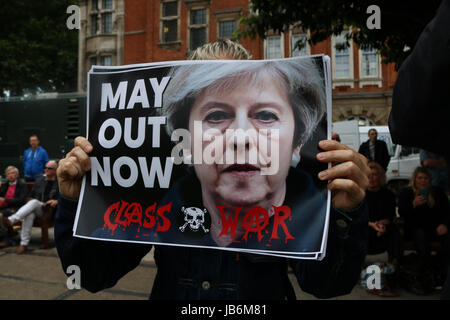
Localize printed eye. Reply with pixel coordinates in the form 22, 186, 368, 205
204, 111, 231, 123
254, 111, 279, 123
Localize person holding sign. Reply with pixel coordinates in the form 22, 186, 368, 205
55, 40, 370, 299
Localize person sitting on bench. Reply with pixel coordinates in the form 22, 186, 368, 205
1, 161, 58, 254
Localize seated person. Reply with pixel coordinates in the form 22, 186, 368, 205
366, 161, 404, 268
0, 166, 29, 248
420, 149, 448, 194
398, 166, 450, 284
1, 161, 59, 254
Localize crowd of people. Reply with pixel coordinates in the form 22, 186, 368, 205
0, 135, 58, 254
354, 129, 450, 297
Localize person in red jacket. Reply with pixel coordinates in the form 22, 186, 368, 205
0, 166, 29, 248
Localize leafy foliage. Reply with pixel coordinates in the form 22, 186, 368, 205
0, 0, 78, 96
236, 0, 443, 69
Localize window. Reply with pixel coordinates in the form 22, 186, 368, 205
89, 0, 114, 36
334, 34, 350, 78
189, 8, 207, 50
102, 0, 112, 9
214, 8, 241, 41
331, 31, 354, 88
161, 1, 179, 43
266, 35, 282, 59
90, 57, 97, 68
191, 8, 206, 25
163, 20, 178, 42
219, 20, 237, 38
291, 33, 308, 57
91, 15, 98, 35
361, 48, 378, 77
102, 12, 112, 33
101, 56, 112, 66
358, 47, 382, 87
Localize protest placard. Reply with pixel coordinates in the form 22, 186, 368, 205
74, 55, 332, 259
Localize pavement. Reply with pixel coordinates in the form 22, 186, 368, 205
0, 227, 443, 300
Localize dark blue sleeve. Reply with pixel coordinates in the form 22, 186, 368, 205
389, 0, 450, 156
54, 195, 152, 293
293, 202, 368, 299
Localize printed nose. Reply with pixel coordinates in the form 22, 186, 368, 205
225, 125, 259, 166
227, 111, 252, 149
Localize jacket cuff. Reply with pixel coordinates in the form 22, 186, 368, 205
331, 200, 368, 240
55, 193, 79, 224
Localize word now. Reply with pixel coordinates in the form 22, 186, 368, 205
90, 156, 174, 189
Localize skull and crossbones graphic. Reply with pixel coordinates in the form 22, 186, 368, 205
179, 206, 209, 233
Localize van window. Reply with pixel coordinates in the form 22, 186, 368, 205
400, 146, 420, 157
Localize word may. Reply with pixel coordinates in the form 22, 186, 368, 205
217, 205, 295, 243
101, 77, 171, 111
103, 200, 172, 234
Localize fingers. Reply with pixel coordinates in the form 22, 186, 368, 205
67, 145, 91, 171
318, 160, 369, 191
57, 136, 92, 180
328, 178, 365, 199
75, 136, 93, 154
317, 140, 370, 176
57, 156, 85, 181
317, 140, 369, 189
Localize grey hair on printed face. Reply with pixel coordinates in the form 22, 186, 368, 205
162, 58, 326, 147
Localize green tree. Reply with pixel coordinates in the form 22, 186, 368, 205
237, 0, 442, 69
0, 0, 78, 97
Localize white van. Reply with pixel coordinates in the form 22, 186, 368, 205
333, 121, 421, 195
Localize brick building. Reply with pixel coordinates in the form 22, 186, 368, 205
77, 0, 125, 92
79, 0, 398, 125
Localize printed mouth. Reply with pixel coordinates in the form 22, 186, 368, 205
223, 164, 260, 174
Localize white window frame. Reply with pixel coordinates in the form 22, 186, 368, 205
331, 31, 354, 89
289, 31, 310, 57
264, 33, 284, 59
358, 47, 382, 88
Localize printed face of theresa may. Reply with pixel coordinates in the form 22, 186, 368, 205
188, 72, 297, 209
